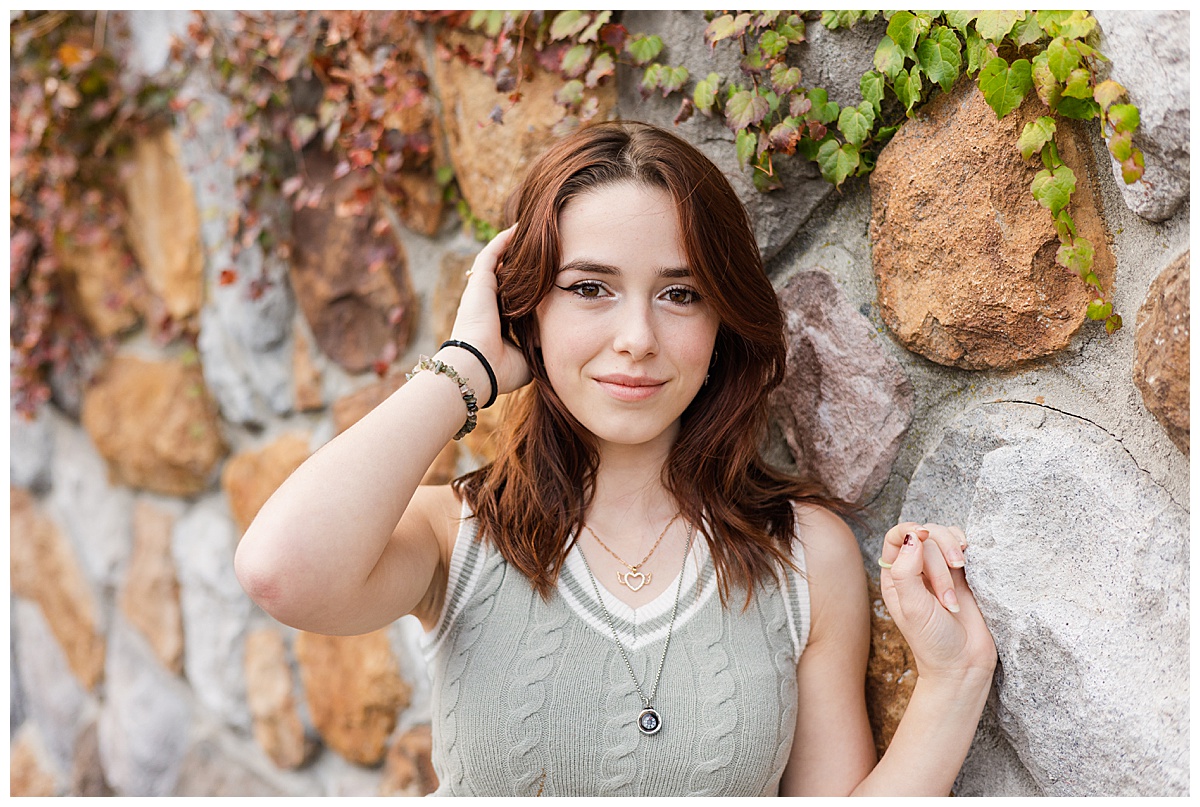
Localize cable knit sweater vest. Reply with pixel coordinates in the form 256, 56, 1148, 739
421, 503, 811, 796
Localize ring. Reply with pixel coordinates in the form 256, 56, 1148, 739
465, 268, 474, 277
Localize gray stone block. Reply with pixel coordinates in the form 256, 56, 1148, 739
904, 402, 1188, 796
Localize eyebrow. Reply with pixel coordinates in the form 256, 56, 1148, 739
556, 259, 693, 279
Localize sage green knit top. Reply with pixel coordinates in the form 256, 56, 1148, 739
420, 503, 811, 797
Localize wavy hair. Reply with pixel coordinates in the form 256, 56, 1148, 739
453, 120, 848, 605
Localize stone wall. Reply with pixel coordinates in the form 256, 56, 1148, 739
10, 10, 1188, 797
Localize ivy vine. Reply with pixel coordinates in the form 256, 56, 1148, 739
637, 9, 1138, 334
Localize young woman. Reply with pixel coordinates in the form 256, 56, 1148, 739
236, 121, 996, 796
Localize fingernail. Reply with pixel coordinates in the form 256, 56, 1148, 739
949, 557, 966, 569
877, 557, 893, 569
901, 532, 918, 552
943, 588, 961, 613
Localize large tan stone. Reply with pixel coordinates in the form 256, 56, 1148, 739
244, 628, 313, 770
432, 28, 617, 227
380, 723, 438, 796
433, 252, 472, 344
57, 231, 147, 338
870, 77, 1115, 369
290, 151, 418, 374
80, 354, 228, 496
864, 575, 917, 760
294, 629, 411, 766
121, 129, 204, 323
221, 433, 311, 535
292, 323, 324, 413
10, 487, 106, 691
119, 500, 184, 674
1133, 251, 1189, 454
10, 727, 60, 797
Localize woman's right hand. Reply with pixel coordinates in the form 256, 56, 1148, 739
445, 224, 532, 399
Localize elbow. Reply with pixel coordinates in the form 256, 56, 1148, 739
234, 533, 290, 617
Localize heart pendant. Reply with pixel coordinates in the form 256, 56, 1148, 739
619, 570, 650, 592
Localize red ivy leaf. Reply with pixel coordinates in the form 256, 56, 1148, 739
599, 23, 628, 51
219, 269, 238, 286
674, 97, 695, 126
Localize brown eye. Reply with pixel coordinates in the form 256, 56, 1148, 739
663, 287, 699, 305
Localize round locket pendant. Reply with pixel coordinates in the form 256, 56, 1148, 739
637, 707, 662, 736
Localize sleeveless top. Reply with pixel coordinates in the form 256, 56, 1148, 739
420, 503, 812, 797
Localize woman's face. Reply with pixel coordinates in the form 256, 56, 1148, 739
534, 181, 720, 453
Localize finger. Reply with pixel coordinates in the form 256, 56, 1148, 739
919, 532, 960, 614
879, 522, 927, 569
465, 224, 519, 286
882, 531, 937, 625
921, 523, 966, 570
947, 524, 968, 550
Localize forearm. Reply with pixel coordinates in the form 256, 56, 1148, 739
850, 670, 993, 796
235, 346, 484, 622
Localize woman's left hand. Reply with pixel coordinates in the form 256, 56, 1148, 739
878, 522, 997, 685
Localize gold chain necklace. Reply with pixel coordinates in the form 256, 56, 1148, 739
583, 513, 679, 592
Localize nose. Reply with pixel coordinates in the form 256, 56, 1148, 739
611, 300, 658, 360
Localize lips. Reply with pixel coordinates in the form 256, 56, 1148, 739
593, 373, 666, 402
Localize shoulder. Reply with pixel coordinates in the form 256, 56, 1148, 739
791, 503, 868, 643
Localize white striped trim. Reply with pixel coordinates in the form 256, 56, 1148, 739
420, 498, 486, 660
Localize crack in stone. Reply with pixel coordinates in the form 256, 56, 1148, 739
988, 399, 1185, 511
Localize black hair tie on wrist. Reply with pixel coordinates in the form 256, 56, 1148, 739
440, 340, 498, 409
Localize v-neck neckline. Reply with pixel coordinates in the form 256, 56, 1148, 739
556, 533, 718, 651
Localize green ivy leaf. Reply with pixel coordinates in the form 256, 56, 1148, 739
658, 65, 689, 96
1053, 209, 1077, 241
816, 139, 861, 187
1031, 164, 1076, 216
1093, 79, 1126, 111
1011, 15, 1045, 47
1047, 37, 1080, 83
886, 11, 926, 59
1018, 117, 1056, 160
1040, 139, 1063, 171
822, 10, 864, 30
894, 67, 924, 114
873, 36, 906, 80
837, 102, 875, 146
916, 25, 962, 93
771, 63, 802, 94
777, 15, 806, 44
640, 63, 662, 96
1057, 11, 1097, 40
1056, 96, 1101, 120
1057, 237, 1094, 275
705, 12, 751, 46
1086, 298, 1111, 320
555, 79, 585, 106
1031, 51, 1061, 109
965, 28, 987, 76
1120, 149, 1145, 184
978, 57, 1032, 119
1062, 68, 1092, 99
560, 43, 592, 79
943, 10, 976, 34
693, 72, 721, 113
1107, 129, 1133, 162
975, 10, 1025, 43
805, 87, 840, 125
860, 70, 885, 115
585, 51, 615, 88
627, 34, 664, 65
726, 89, 769, 130
736, 128, 757, 169
1104, 313, 1123, 334
1108, 104, 1140, 134
760, 29, 789, 58
1035, 10, 1074, 37
550, 10, 590, 41
578, 10, 611, 43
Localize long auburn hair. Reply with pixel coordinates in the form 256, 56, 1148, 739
453, 120, 849, 605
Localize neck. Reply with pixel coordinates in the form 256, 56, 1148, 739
588, 427, 679, 532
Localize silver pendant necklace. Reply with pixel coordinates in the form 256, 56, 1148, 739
577, 520, 694, 736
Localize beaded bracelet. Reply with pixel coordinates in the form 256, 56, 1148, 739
406, 355, 478, 440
